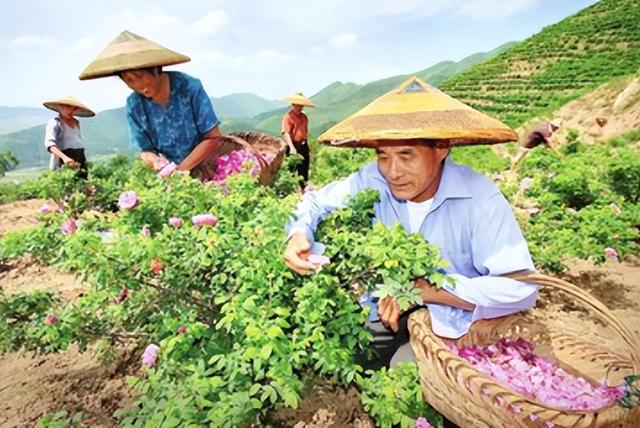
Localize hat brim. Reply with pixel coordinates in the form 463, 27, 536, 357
43, 101, 95, 117
79, 53, 190, 80
284, 97, 314, 107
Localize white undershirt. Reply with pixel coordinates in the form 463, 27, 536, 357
406, 198, 434, 233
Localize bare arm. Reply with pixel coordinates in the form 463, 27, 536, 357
177, 125, 222, 172
379, 278, 475, 332
282, 132, 297, 154
416, 278, 475, 311
48, 146, 78, 168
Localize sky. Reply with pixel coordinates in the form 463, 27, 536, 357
0, 0, 599, 113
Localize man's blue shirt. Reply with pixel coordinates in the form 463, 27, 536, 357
286, 158, 538, 338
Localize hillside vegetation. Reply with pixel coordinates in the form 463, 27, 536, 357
255, 42, 516, 136
441, 0, 640, 127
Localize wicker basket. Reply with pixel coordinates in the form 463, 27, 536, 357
408, 272, 640, 427
192, 131, 286, 185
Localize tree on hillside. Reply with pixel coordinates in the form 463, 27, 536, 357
0, 151, 18, 176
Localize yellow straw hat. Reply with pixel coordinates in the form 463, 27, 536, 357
318, 76, 517, 147
284, 92, 315, 107
43, 96, 95, 117
79, 30, 190, 80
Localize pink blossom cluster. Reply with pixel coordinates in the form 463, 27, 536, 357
414, 417, 432, 428
211, 150, 275, 182
157, 161, 178, 178
45, 315, 58, 325
449, 337, 626, 411
118, 191, 139, 210
141, 344, 160, 367
192, 213, 218, 227
61, 218, 77, 235
39, 204, 51, 214
604, 247, 619, 262
168, 217, 183, 228
308, 254, 331, 266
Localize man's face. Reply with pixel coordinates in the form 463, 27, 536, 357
59, 105, 78, 118
376, 144, 449, 202
121, 69, 163, 99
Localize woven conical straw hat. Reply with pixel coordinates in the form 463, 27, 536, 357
318, 76, 517, 147
79, 30, 190, 80
43, 96, 95, 117
284, 92, 314, 107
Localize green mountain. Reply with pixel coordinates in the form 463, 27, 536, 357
253, 42, 517, 136
0, 106, 54, 135
0, 107, 133, 170
441, 0, 640, 127
212, 93, 285, 119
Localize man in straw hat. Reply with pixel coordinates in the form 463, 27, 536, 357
283, 77, 538, 370
79, 31, 222, 178
282, 92, 314, 187
510, 119, 562, 178
43, 96, 95, 179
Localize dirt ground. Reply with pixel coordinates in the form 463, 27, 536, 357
1, 200, 639, 427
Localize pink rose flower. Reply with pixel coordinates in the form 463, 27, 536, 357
141, 344, 160, 367
45, 315, 58, 325
308, 254, 331, 266
168, 217, 183, 228
61, 218, 77, 235
177, 325, 187, 334
39, 204, 51, 214
192, 213, 218, 227
604, 247, 619, 261
118, 191, 139, 210
415, 417, 432, 428
157, 161, 178, 178
140, 225, 151, 237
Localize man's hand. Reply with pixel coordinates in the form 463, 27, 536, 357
63, 157, 79, 169
283, 232, 318, 275
378, 296, 403, 332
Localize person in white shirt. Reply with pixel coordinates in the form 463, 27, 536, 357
43, 96, 95, 179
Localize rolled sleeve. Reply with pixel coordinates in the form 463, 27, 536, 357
285, 169, 369, 243
43, 118, 59, 150
426, 192, 538, 338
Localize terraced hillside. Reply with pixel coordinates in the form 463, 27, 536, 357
442, 0, 640, 127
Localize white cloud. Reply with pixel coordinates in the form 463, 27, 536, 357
455, 0, 540, 20
194, 10, 230, 35
256, 50, 293, 62
70, 37, 93, 53
329, 33, 357, 49
9, 35, 54, 48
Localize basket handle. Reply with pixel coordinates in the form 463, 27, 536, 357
506, 272, 640, 371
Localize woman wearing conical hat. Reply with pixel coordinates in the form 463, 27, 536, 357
281, 92, 314, 187
283, 77, 538, 370
79, 31, 222, 178
43, 96, 95, 179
